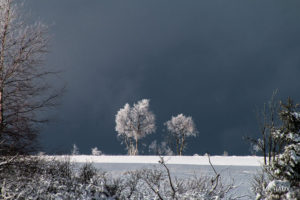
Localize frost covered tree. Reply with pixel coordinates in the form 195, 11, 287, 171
91, 147, 101, 156
71, 144, 79, 155
165, 114, 197, 156
271, 98, 300, 183
254, 97, 300, 200
0, 0, 61, 154
115, 99, 155, 155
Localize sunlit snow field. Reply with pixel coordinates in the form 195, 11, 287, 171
51, 155, 264, 199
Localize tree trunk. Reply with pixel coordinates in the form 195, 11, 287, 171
134, 137, 138, 155
268, 133, 272, 164
0, 88, 3, 133
0, 2, 9, 136
263, 130, 266, 165
179, 136, 185, 156
176, 138, 180, 155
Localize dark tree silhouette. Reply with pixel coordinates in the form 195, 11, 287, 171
0, 0, 61, 154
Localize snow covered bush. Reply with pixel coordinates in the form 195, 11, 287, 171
91, 147, 102, 156
78, 163, 98, 184
165, 114, 197, 155
253, 97, 300, 200
115, 99, 156, 155
0, 156, 111, 199
135, 157, 235, 199
0, 155, 237, 199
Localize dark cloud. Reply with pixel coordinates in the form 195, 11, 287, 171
24, 0, 300, 155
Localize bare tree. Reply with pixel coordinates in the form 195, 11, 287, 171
115, 99, 156, 155
165, 114, 197, 156
0, 0, 61, 154
246, 90, 282, 165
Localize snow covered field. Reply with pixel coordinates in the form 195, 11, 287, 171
50, 155, 263, 199
66, 155, 264, 166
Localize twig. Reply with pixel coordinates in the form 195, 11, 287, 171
207, 154, 220, 195
159, 156, 177, 199
143, 177, 164, 200
0, 154, 18, 167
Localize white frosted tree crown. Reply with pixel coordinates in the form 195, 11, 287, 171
166, 114, 196, 137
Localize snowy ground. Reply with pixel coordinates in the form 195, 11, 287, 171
66, 155, 264, 166
51, 155, 264, 199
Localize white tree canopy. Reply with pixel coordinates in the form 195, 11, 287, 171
165, 114, 196, 137
115, 99, 155, 154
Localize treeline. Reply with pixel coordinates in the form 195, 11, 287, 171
115, 99, 197, 156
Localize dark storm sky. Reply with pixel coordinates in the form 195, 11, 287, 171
24, 0, 300, 155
